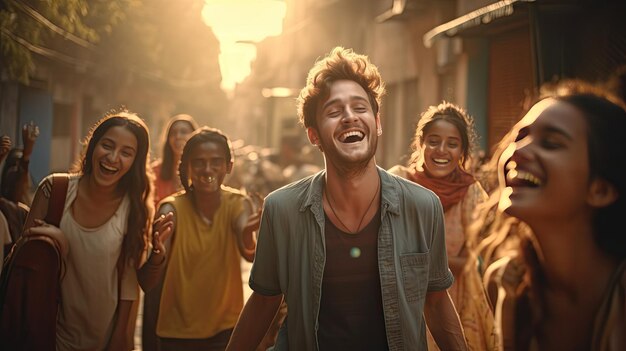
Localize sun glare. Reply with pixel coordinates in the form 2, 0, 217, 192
202, 0, 287, 94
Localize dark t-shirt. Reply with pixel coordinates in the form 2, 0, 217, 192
318, 208, 389, 351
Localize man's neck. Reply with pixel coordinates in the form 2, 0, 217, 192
324, 162, 380, 210
323, 162, 381, 234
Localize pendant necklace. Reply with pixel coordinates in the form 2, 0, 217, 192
324, 179, 380, 235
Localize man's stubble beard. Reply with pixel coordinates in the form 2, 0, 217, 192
323, 136, 378, 179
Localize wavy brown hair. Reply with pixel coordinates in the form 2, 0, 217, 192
297, 46, 386, 130
73, 110, 155, 266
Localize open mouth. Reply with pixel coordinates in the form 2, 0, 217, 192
339, 130, 365, 143
432, 158, 450, 165
199, 176, 215, 184
506, 169, 542, 187
100, 162, 119, 175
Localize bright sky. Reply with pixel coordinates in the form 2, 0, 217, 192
202, 0, 287, 94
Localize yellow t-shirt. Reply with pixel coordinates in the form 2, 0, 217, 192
157, 186, 245, 338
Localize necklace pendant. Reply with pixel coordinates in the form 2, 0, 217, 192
200, 214, 212, 226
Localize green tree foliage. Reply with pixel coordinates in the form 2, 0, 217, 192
1, 0, 222, 90
0, 0, 133, 82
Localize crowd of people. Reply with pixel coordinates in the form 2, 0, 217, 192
0, 46, 624, 351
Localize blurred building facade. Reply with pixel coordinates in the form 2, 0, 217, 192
6, 0, 623, 182
231, 0, 626, 169
0, 0, 228, 184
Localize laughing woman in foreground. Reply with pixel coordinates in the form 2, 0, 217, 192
480, 81, 626, 351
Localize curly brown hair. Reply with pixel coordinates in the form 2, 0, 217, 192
297, 47, 386, 130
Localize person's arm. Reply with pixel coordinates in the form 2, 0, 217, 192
21, 122, 38, 165
233, 194, 263, 262
226, 291, 283, 351
9, 123, 39, 204
0, 135, 11, 164
423, 194, 467, 350
229, 194, 284, 349
137, 203, 175, 292
424, 290, 468, 351
106, 299, 135, 351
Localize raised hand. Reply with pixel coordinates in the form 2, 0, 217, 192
0, 135, 12, 162
152, 212, 174, 255
22, 121, 39, 159
243, 192, 264, 235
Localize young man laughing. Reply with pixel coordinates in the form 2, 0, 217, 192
227, 47, 468, 351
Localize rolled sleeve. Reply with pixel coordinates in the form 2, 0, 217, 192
248, 199, 282, 296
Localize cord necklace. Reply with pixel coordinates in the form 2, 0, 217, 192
324, 179, 380, 234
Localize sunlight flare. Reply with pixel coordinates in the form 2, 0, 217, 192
202, 0, 287, 93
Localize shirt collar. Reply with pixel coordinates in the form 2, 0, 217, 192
299, 166, 400, 216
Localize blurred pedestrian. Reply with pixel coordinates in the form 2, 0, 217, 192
1, 121, 39, 206
389, 102, 498, 351
154, 127, 261, 351
477, 81, 626, 350
22, 111, 167, 350
0, 135, 14, 263
151, 114, 198, 206
142, 113, 198, 351
227, 47, 467, 351
0, 135, 10, 165
0, 134, 29, 261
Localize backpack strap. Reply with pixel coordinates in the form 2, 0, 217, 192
44, 174, 69, 227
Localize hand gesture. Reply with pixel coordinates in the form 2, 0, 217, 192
24, 219, 69, 257
152, 212, 174, 256
22, 121, 39, 158
0, 135, 11, 162
243, 192, 264, 235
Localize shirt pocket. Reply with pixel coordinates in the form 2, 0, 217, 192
400, 252, 430, 303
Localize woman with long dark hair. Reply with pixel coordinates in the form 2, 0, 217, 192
478, 81, 626, 350
24, 111, 167, 350
152, 114, 198, 206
